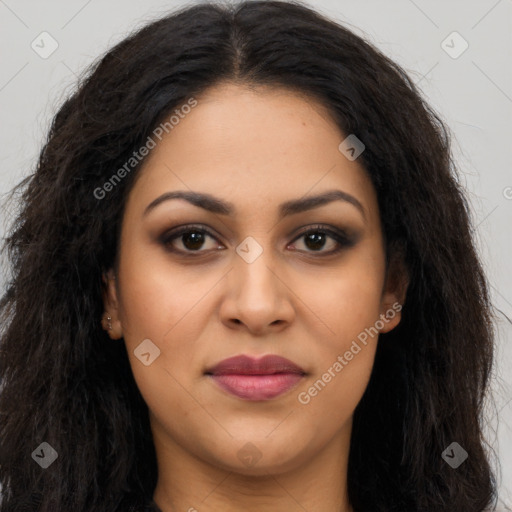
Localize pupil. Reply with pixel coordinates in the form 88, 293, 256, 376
305, 232, 325, 251
183, 231, 205, 250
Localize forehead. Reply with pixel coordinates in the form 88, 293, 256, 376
125, 82, 379, 223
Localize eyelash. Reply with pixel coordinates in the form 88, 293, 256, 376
159, 224, 355, 257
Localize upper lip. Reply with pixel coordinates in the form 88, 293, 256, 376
205, 354, 306, 376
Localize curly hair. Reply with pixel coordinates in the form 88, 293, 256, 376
0, 1, 498, 510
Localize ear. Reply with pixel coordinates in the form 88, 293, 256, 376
101, 268, 123, 340
378, 245, 409, 334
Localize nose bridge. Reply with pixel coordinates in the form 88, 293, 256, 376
221, 234, 294, 332
233, 235, 279, 300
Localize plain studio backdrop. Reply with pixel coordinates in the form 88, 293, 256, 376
0, 0, 511, 508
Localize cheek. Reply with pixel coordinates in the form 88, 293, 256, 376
304, 245, 386, 347
116, 234, 199, 338
292, 248, 384, 418
295, 341, 376, 445
294, 275, 383, 431
116, 247, 221, 382
115, 259, 208, 423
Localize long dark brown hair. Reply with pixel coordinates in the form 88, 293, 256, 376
0, 1, 499, 510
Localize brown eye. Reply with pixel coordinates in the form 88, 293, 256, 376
160, 225, 222, 254
289, 225, 355, 255
160, 223, 356, 257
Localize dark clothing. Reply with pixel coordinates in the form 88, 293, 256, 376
126, 498, 163, 512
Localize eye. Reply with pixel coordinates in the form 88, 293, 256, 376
160, 224, 222, 254
160, 224, 355, 256
288, 224, 355, 255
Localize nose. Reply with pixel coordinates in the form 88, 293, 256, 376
219, 243, 295, 336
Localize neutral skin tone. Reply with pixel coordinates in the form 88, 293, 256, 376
102, 81, 408, 512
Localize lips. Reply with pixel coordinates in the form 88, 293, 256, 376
205, 354, 306, 401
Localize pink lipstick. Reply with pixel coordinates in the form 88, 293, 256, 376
205, 354, 306, 401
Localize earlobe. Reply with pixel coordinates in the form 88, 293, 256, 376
378, 296, 404, 334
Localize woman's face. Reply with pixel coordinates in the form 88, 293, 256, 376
103, 82, 405, 476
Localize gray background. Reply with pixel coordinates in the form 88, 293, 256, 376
0, 0, 511, 507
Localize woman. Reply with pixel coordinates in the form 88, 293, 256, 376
0, 1, 498, 511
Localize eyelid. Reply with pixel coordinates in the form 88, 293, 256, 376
291, 224, 352, 242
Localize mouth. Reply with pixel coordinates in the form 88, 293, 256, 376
205, 354, 306, 401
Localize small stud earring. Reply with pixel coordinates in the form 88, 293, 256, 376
107, 315, 112, 331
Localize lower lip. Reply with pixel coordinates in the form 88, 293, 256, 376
208, 373, 304, 401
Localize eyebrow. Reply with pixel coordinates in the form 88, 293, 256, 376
143, 189, 366, 221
